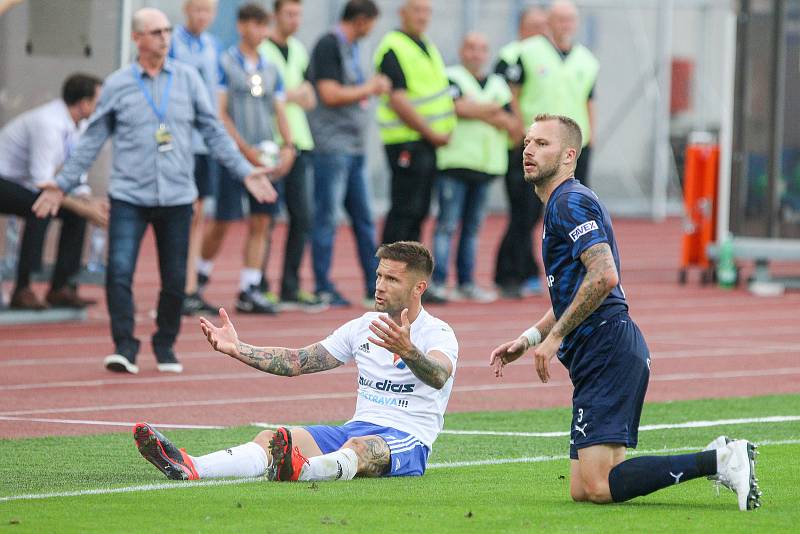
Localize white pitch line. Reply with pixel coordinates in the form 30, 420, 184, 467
4, 367, 800, 417
441, 415, 800, 437
0, 416, 225, 430
1, 439, 797, 503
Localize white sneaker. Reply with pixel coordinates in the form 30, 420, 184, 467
705, 435, 731, 485
104, 354, 139, 374
715, 439, 761, 511
454, 283, 497, 303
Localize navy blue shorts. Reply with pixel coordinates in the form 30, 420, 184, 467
214, 165, 282, 221
193, 154, 216, 199
305, 421, 430, 477
568, 315, 650, 459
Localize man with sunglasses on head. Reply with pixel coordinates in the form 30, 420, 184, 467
34, 7, 277, 375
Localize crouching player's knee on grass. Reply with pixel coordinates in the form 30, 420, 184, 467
135, 241, 456, 484
489, 115, 762, 511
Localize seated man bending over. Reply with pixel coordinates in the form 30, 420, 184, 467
134, 241, 458, 481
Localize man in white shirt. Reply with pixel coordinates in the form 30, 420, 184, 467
0, 73, 106, 310
134, 241, 458, 481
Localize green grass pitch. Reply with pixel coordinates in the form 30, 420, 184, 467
1, 394, 798, 533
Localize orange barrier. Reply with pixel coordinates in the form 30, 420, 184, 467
679, 141, 719, 284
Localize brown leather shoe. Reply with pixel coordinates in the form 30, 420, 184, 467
45, 287, 97, 308
10, 287, 48, 310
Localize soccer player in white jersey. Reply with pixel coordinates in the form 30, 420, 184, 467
134, 241, 458, 481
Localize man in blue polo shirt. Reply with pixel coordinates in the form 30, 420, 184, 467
34, 7, 276, 375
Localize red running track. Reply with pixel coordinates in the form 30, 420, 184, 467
1, 216, 799, 438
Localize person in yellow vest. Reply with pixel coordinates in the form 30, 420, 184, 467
428, 32, 518, 305
493, 5, 550, 300
258, 0, 322, 310
518, 0, 598, 186
374, 0, 456, 253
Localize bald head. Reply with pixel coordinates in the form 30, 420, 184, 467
549, 0, 579, 47
399, 0, 432, 38
460, 31, 489, 75
132, 8, 172, 61
519, 6, 548, 40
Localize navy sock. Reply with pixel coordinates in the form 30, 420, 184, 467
608, 450, 717, 503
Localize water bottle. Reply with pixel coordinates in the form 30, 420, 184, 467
87, 226, 106, 273
716, 233, 737, 289
257, 140, 280, 169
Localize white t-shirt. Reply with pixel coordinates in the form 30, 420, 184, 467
321, 309, 458, 449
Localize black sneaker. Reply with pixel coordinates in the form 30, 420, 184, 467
103, 353, 139, 374
316, 289, 351, 308
236, 286, 278, 314
182, 292, 218, 316
134, 422, 199, 480
155, 349, 183, 373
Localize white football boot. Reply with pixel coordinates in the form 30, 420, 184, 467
714, 439, 761, 511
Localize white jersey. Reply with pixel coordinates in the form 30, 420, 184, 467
321, 309, 458, 449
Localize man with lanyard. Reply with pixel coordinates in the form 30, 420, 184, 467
196, 3, 295, 315
0, 73, 106, 310
428, 32, 517, 304
490, 115, 761, 512
169, 0, 222, 316
515, 0, 598, 187
133, 241, 459, 484
493, 5, 549, 300
258, 0, 321, 310
375, 0, 455, 255
306, 0, 389, 308
34, 8, 277, 375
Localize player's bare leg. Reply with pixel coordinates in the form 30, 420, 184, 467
571, 444, 626, 503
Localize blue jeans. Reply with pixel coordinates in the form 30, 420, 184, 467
432, 174, 491, 286
311, 152, 377, 295
106, 198, 192, 361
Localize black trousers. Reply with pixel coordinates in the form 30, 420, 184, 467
0, 177, 86, 290
278, 150, 312, 299
575, 145, 592, 188
381, 141, 437, 244
494, 147, 542, 287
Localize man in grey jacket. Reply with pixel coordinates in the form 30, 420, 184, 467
34, 8, 276, 375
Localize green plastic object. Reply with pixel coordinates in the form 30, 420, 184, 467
717, 234, 737, 288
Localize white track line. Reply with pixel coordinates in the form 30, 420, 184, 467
441, 415, 800, 437
3, 367, 800, 417
0, 416, 224, 429
1, 439, 797, 503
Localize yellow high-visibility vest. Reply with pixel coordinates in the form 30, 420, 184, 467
373, 31, 456, 145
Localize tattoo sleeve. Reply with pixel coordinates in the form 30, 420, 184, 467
551, 242, 619, 340
234, 342, 343, 376
401, 347, 452, 390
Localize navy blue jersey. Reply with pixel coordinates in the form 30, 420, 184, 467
542, 178, 628, 362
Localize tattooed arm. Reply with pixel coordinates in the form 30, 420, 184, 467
532, 242, 619, 382
234, 342, 343, 376
399, 348, 453, 390
550, 242, 619, 340
199, 308, 343, 376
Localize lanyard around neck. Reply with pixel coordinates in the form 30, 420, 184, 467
132, 65, 173, 124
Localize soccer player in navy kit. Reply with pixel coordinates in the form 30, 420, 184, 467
490, 114, 761, 511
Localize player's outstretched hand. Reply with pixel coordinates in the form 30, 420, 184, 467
368, 308, 414, 357
532, 336, 559, 383
199, 307, 240, 358
244, 169, 278, 204
489, 337, 528, 378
